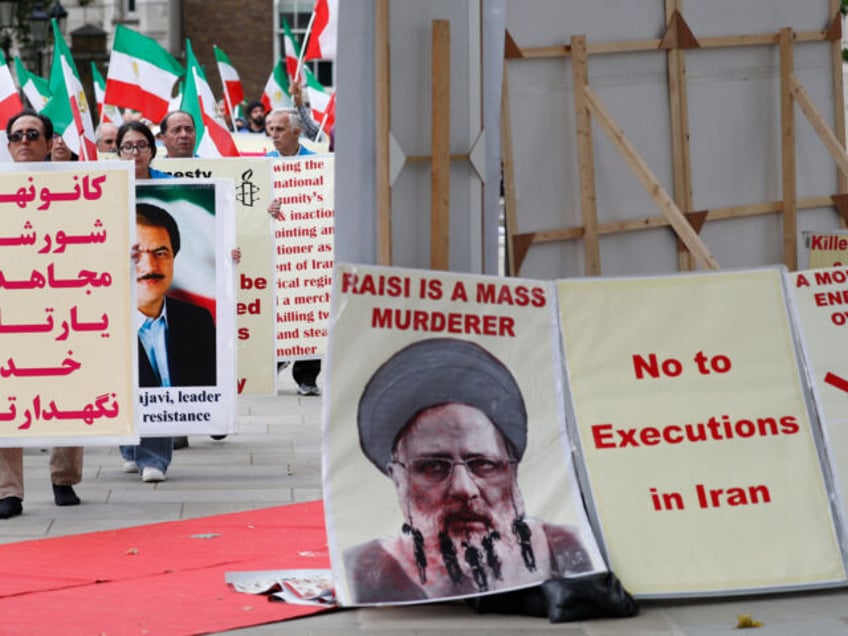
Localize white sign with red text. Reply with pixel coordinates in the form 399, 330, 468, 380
788, 266, 848, 528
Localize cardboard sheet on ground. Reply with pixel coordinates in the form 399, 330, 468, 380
557, 268, 846, 596
324, 263, 606, 606
787, 266, 848, 532
151, 157, 277, 396
0, 163, 136, 447
273, 154, 334, 363
134, 180, 236, 436
0, 501, 331, 635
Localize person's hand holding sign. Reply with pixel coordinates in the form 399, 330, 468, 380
268, 198, 283, 222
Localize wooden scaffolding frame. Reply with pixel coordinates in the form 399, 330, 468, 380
501, 0, 848, 276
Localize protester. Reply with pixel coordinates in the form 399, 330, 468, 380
113, 120, 186, 478
116, 121, 171, 180
289, 81, 322, 142
155, 110, 232, 442
50, 134, 78, 161
95, 122, 119, 154
244, 100, 267, 134
0, 110, 84, 519
265, 108, 322, 396
160, 110, 197, 158
264, 109, 315, 158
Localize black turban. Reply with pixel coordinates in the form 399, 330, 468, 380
357, 338, 527, 474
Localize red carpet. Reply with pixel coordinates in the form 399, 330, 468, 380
0, 500, 335, 635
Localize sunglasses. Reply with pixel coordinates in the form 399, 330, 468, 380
8, 129, 43, 143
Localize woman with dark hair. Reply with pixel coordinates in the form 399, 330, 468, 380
116, 120, 171, 180
50, 134, 78, 161
117, 120, 175, 482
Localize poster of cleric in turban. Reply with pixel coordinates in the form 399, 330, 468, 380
323, 263, 606, 606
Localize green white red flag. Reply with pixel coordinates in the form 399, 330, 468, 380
14, 57, 50, 111
0, 55, 23, 128
213, 45, 244, 116
281, 17, 302, 81
104, 25, 184, 123
180, 39, 239, 158
91, 62, 121, 125
43, 19, 97, 160
261, 59, 292, 112
304, 0, 338, 61
303, 66, 335, 132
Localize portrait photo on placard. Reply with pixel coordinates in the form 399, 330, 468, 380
134, 180, 235, 436
323, 264, 606, 606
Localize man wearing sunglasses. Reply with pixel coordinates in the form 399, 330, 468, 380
0, 110, 84, 519
344, 337, 593, 603
6, 109, 53, 162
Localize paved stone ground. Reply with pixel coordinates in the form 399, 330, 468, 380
2, 371, 848, 634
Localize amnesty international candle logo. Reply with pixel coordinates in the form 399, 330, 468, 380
235, 168, 261, 208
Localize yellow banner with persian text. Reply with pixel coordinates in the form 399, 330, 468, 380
0, 163, 136, 445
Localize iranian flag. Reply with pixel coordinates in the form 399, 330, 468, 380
281, 17, 302, 81
42, 19, 97, 160
181, 39, 239, 158
261, 59, 292, 112
303, 66, 335, 132
14, 57, 50, 111
0, 55, 22, 127
213, 45, 244, 116
91, 62, 122, 124
304, 0, 338, 61
105, 25, 184, 123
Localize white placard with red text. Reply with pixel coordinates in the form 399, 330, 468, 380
272, 155, 334, 362
557, 268, 845, 596
787, 266, 848, 531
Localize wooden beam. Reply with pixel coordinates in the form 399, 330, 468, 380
664, 0, 696, 271
431, 19, 451, 270
790, 76, 848, 187
675, 211, 709, 252
407, 153, 469, 163
506, 29, 830, 59
832, 194, 848, 224
374, 0, 392, 265
583, 85, 719, 270
515, 195, 833, 246
571, 35, 601, 275
780, 28, 798, 271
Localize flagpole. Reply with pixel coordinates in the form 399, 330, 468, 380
295, 9, 317, 84
222, 85, 237, 133
315, 90, 335, 140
